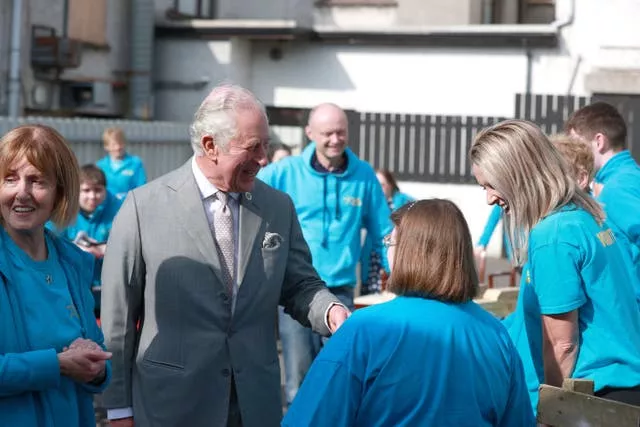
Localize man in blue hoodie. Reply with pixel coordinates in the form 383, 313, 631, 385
566, 102, 640, 296
258, 103, 392, 406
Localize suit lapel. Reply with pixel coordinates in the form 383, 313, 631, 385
238, 192, 263, 287
171, 162, 227, 286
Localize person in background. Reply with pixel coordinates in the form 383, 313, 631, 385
359, 168, 413, 295
267, 142, 292, 164
471, 119, 640, 410
565, 102, 640, 290
96, 127, 146, 201
475, 205, 511, 261
0, 125, 111, 426
258, 103, 392, 408
54, 164, 122, 318
549, 133, 595, 193
283, 199, 534, 427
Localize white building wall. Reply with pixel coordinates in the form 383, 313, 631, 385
154, 38, 252, 121
398, 181, 504, 257
250, 42, 530, 117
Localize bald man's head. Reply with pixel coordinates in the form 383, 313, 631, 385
306, 103, 349, 166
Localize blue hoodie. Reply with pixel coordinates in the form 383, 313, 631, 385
595, 150, 640, 292
258, 143, 392, 287
97, 153, 146, 201
0, 229, 111, 426
58, 191, 123, 311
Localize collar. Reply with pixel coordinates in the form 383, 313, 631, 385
311, 151, 348, 174
191, 157, 240, 201
595, 150, 633, 184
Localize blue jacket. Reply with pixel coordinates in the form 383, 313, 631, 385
97, 153, 146, 201
60, 191, 122, 246
58, 191, 122, 310
258, 143, 393, 287
595, 150, 640, 292
478, 205, 512, 261
283, 296, 535, 426
0, 230, 111, 426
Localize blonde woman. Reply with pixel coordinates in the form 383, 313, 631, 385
471, 119, 640, 409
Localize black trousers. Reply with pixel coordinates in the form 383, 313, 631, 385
595, 385, 640, 406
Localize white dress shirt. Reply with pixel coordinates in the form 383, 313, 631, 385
191, 157, 241, 312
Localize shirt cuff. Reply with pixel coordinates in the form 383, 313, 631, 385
324, 302, 347, 332
108, 408, 133, 420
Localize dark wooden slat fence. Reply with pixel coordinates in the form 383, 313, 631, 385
267, 93, 640, 184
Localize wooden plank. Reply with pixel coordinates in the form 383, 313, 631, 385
464, 116, 476, 182
454, 116, 467, 183
544, 94, 557, 134
524, 93, 533, 120
475, 287, 519, 318
370, 113, 382, 168
443, 116, 453, 181
434, 115, 443, 182
400, 114, 414, 179
515, 93, 523, 119
538, 384, 640, 427
346, 110, 361, 157
534, 94, 544, 127
358, 112, 371, 161
562, 378, 594, 395
68, 0, 107, 45
422, 115, 433, 180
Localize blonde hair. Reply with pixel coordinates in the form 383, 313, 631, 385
469, 120, 604, 265
549, 133, 595, 185
0, 125, 80, 228
387, 199, 479, 303
102, 127, 125, 147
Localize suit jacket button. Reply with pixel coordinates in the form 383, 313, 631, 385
221, 368, 231, 377
219, 292, 230, 303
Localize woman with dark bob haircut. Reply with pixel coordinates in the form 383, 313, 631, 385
0, 125, 111, 426
283, 199, 534, 426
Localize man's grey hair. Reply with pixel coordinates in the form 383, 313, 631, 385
189, 84, 268, 156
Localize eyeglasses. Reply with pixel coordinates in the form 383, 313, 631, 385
383, 234, 396, 248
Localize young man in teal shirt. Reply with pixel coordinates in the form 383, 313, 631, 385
57, 165, 122, 316
566, 102, 640, 300
96, 127, 147, 201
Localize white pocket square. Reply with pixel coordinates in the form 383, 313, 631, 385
263, 232, 283, 249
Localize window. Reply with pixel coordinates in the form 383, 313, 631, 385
169, 0, 216, 19
67, 0, 107, 46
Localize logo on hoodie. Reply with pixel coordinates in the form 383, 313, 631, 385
343, 196, 362, 207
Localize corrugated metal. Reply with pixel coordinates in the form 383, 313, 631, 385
0, 116, 192, 180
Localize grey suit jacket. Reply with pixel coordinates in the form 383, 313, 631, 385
100, 161, 340, 427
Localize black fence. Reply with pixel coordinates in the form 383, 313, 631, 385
267, 93, 640, 184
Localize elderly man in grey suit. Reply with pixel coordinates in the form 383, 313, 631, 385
100, 84, 350, 427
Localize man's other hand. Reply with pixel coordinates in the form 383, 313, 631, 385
328, 304, 351, 333
110, 417, 134, 427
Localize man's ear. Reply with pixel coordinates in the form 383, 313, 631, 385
594, 132, 608, 154
577, 169, 590, 192
202, 135, 217, 158
305, 125, 313, 142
